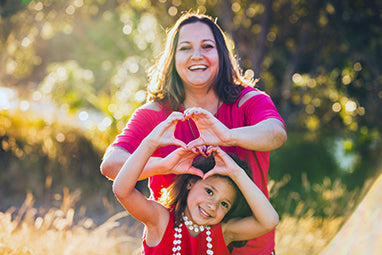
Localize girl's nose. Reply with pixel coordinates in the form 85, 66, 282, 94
207, 201, 217, 211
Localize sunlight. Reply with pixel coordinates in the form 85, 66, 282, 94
0, 87, 16, 111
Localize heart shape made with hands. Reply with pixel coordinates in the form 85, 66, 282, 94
176, 107, 228, 155
173, 110, 212, 156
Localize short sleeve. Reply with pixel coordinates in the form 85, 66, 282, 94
241, 92, 286, 129
112, 108, 161, 154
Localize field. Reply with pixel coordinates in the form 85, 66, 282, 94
0, 190, 344, 255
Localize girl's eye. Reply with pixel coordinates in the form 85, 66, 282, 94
221, 201, 229, 209
206, 188, 213, 196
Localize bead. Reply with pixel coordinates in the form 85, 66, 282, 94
171, 214, 214, 254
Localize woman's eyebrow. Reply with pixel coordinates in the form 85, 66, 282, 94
178, 39, 216, 45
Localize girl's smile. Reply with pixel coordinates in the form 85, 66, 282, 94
185, 175, 236, 227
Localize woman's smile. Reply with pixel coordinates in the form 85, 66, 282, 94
175, 21, 219, 90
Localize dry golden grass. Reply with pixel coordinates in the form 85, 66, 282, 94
0, 190, 142, 255
0, 190, 344, 255
275, 213, 343, 255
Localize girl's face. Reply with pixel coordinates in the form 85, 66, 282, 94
185, 175, 236, 226
175, 22, 219, 91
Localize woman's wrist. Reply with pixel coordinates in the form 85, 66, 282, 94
223, 129, 236, 147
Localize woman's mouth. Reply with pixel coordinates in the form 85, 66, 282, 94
188, 65, 207, 71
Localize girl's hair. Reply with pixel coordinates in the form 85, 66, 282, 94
159, 153, 253, 248
146, 11, 257, 110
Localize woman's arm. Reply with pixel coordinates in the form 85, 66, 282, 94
204, 147, 279, 244
101, 145, 203, 181
101, 146, 169, 181
185, 108, 286, 151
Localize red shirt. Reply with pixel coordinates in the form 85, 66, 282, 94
143, 211, 230, 255
112, 86, 285, 254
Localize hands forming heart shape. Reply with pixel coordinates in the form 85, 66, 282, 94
147, 108, 237, 179
150, 107, 231, 152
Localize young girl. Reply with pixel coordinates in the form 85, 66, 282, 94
113, 112, 279, 254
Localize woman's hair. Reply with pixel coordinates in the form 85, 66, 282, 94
146, 11, 257, 110
159, 152, 253, 247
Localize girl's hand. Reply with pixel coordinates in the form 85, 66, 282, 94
184, 107, 232, 149
146, 112, 187, 148
160, 148, 204, 178
203, 146, 241, 180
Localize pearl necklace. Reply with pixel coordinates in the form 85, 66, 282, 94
182, 213, 207, 233
171, 213, 213, 255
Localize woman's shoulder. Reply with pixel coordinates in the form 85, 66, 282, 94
128, 102, 170, 124
139, 101, 162, 111
237, 86, 268, 107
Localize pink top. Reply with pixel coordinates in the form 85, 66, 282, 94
143, 211, 230, 255
113, 86, 285, 254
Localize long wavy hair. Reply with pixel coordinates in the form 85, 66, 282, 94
146, 11, 257, 110
159, 153, 253, 248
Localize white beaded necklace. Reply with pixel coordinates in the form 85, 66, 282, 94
171, 213, 213, 255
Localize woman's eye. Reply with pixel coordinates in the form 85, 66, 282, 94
202, 44, 214, 49
206, 188, 213, 196
179, 46, 191, 51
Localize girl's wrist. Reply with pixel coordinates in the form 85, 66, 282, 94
141, 137, 160, 151
228, 166, 246, 182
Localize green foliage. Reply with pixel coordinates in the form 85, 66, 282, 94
0, 111, 110, 209
1, 0, 382, 222
269, 132, 381, 217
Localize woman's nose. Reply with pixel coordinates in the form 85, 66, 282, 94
191, 48, 202, 60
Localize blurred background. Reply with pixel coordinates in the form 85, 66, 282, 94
0, 0, 381, 254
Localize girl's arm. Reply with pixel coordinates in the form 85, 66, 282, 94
204, 147, 279, 244
112, 112, 187, 243
184, 107, 286, 152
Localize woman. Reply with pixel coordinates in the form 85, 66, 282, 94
101, 12, 286, 255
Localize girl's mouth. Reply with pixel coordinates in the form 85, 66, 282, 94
199, 206, 211, 218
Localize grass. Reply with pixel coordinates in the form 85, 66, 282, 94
0, 190, 142, 255
0, 189, 347, 255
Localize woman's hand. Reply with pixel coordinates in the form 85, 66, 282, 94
184, 107, 232, 149
145, 111, 187, 149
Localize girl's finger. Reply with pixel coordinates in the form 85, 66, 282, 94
203, 169, 216, 180
186, 167, 204, 178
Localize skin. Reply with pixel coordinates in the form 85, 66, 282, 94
100, 21, 287, 181
185, 175, 236, 232
113, 115, 279, 247
175, 22, 219, 95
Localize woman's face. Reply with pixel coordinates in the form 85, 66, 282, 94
175, 22, 219, 91
185, 175, 236, 226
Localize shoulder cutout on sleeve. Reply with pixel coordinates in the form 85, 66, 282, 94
237, 90, 263, 108
139, 102, 161, 111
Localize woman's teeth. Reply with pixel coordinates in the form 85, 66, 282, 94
189, 65, 207, 71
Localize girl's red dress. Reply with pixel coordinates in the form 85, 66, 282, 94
143, 211, 230, 255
